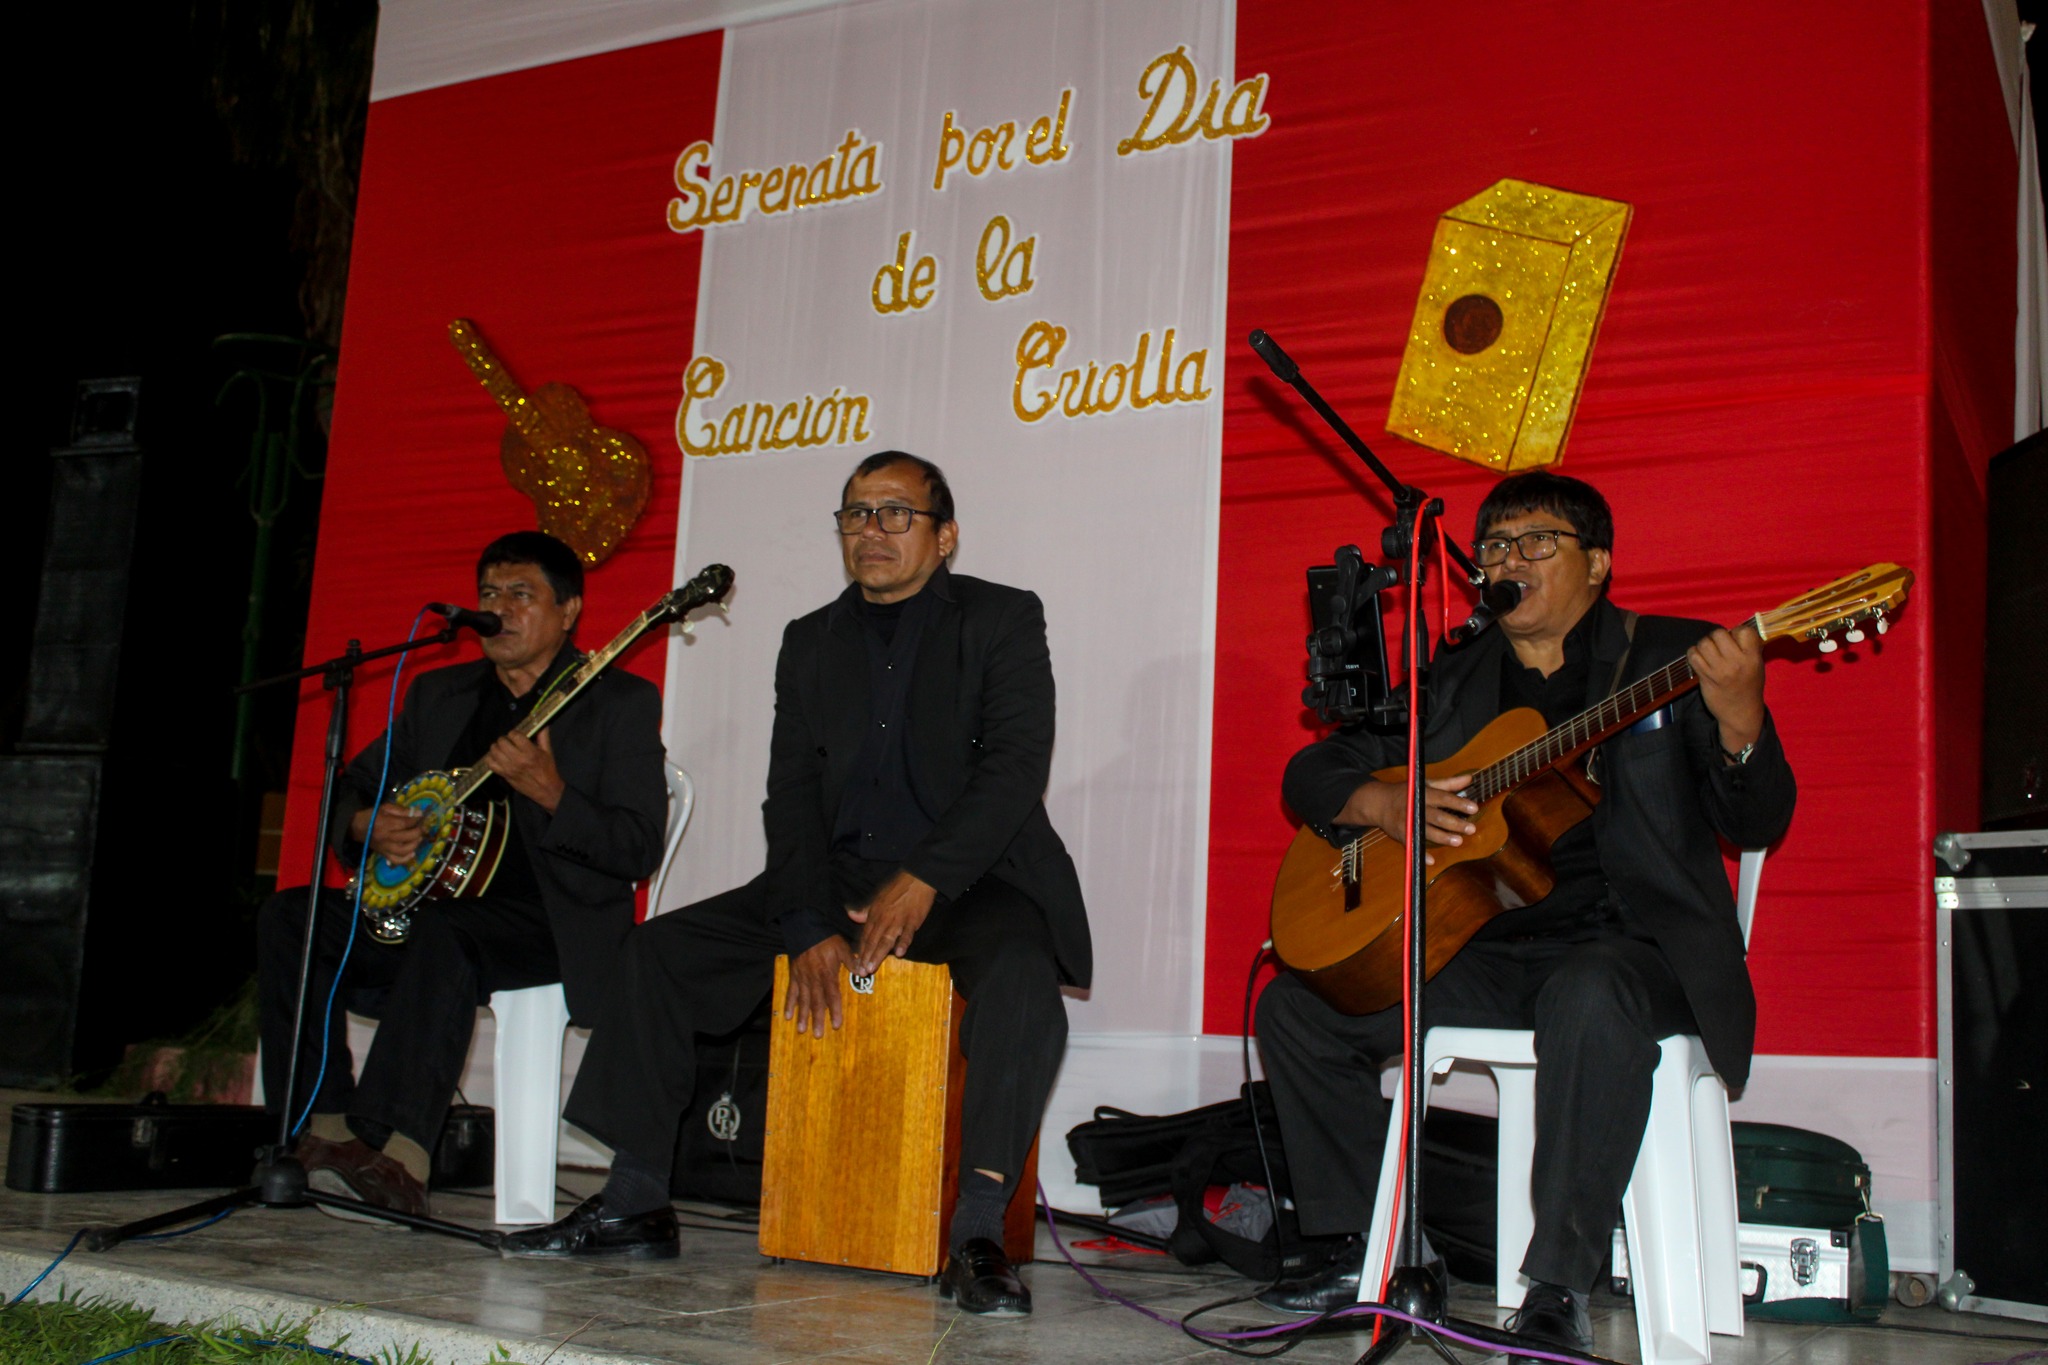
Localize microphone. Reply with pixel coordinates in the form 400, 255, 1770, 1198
1452, 579, 1524, 644
427, 603, 503, 637
1248, 329, 1299, 383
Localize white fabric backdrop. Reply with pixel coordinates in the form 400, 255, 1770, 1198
661, 0, 1234, 1069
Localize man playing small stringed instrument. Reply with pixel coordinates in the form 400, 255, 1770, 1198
256, 531, 669, 1220
1256, 473, 1796, 1360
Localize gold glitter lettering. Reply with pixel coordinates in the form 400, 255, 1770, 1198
932, 90, 1074, 192
975, 216, 1037, 302
873, 231, 940, 314
675, 355, 874, 457
1117, 47, 1269, 157
666, 131, 885, 235
1012, 322, 1212, 424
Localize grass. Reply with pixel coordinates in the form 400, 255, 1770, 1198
0, 1291, 523, 1365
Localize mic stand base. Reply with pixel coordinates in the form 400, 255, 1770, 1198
1348, 1265, 1624, 1365
79, 1146, 493, 1252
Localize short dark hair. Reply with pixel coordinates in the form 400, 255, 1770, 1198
1473, 471, 1613, 594
843, 450, 956, 526
476, 530, 584, 604
1474, 471, 1614, 550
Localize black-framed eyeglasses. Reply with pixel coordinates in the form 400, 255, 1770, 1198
834, 504, 938, 535
1471, 529, 1583, 566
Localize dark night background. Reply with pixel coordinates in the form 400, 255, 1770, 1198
4, 4, 2043, 1086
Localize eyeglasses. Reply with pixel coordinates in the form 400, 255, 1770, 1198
834, 504, 939, 535
1471, 529, 1584, 566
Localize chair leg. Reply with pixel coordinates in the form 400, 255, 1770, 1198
1358, 1070, 1408, 1303
1492, 1067, 1538, 1310
491, 986, 570, 1226
1691, 1067, 1745, 1337
1621, 1038, 1714, 1365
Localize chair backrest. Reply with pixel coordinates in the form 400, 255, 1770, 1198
1734, 847, 1766, 948
647, 760, 695, 918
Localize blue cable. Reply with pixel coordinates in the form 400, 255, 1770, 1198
291, 610, 430, 1139
6, 1207, 240, 1308
6, 1228, 85, 1306
76, 1336, 375, 1365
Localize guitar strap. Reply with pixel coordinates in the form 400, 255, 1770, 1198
1604, 610, 1640, 701
1587, 610, 1639, 785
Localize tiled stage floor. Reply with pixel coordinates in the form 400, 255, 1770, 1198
4, 1096, 2043, 1365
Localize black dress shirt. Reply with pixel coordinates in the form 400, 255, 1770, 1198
443, 649, 581, 910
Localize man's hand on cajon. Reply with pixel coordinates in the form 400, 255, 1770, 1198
849, 870, 938, 974
787, 937, 856, 1037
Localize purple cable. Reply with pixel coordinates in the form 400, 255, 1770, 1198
1035, 1182, 1608, 1364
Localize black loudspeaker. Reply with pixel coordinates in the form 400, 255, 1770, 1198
20, 377, 144, 752
1982, 433, 2046, 829
0, 380, 144, 1086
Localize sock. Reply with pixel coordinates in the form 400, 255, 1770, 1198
383, 1133, 433, 1186
308, 1113, 353, 1143
950, 1171, 1009, 1251
598, 1147, 673, 1218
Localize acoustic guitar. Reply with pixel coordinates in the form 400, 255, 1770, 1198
1269, 564, 1913, 1016
355, 563, 734, 945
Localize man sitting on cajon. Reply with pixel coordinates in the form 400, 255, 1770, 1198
497, 451, 1091, 1317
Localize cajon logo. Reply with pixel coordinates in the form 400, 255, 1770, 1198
848, 971, 876, 995
707, 1092, 742, 1143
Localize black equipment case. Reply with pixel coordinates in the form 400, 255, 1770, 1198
7, 1095, 496, 1194
7, 1095, 274, 1193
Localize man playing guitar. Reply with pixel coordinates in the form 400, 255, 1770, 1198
256, 531, 668, 1219
1256, 472, 1796, 1361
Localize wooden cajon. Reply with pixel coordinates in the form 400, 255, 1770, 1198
758, 955, 1039, 1276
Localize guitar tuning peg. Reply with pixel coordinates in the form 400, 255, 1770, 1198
1874, 613, 1889, 635
1844, 626, 1866, 643
716, 602, 731, 614
679, 620, 696, 639
1816, 633, 1839, 654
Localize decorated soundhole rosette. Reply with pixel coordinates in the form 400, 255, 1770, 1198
1386, 178, 1630, 471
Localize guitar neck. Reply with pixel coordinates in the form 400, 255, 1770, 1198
448, 607, 662, 805
448, 320, 544, 436
1466, 611, 1764, 803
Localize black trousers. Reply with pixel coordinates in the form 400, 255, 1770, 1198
257, 886, 559, 1148
1256, 934, 1698, 1292
565, 874, 1067, 1183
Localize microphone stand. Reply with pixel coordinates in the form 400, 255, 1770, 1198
81, 629, 491, 1251
1248, 331, 1613, 1365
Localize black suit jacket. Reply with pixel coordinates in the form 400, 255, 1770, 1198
1283, 598, 1796, 1087
328, 653, 670, 1024
762, 567, 1092, 988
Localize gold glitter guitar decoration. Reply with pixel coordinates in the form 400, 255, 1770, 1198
355, 564, 734, 945
448, 319, 653, 565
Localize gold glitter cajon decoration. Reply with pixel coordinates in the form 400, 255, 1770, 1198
447, 319, 652, 566
1386, 179, 1630, 471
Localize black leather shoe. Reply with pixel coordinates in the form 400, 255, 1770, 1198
1255, 1237, 1446, 1315
938, 1238, 1031, 1316
1505, 1280, 1593, 1364
490, 1195, 680, 1259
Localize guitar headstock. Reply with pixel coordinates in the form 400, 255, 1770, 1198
1757, 563, 1913, 653
656, 563, 735, 634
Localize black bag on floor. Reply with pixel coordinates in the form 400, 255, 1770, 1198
1066, 1089, 1262, 1210
670, 1007, 770, 1205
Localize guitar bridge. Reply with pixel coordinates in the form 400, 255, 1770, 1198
1341, 840, 1361, 913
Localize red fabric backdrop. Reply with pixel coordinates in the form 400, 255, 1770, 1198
1204, 0, 2014, 1052
277, 33, 724, 887
286, 3, 2015, 1061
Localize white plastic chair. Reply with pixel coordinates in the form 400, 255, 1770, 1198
487, 759, 695, 1224
1358, 849, 1766, 1365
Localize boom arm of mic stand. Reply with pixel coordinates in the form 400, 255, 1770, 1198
1247, 329, 1487, 589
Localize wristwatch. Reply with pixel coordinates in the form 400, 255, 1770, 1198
1720, 740, 1756, 766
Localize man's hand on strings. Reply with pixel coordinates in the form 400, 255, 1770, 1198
848, 870, 938, 975
352, 802, 429, 865
1690, 624, 1766, 759
485, 728, 566, 813
1336, 773, 1477, 866
787, 935, 855, 1038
